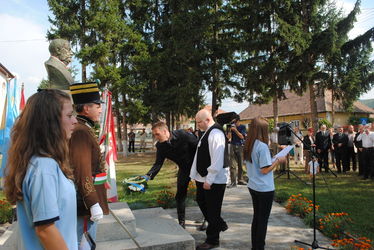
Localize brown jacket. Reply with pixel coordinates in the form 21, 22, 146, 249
69, 115, 109, 216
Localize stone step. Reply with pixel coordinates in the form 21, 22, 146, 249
96, 202, 137, 242
96, 207, 195, 250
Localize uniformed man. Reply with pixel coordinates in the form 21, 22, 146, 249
69, 82, 109, 245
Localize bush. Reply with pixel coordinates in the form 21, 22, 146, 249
285, 193, 319, 218
331, 237, 372, 249
187, 181, 196, 200
317, 212, 351, 239
318, 118, 332, 128
155, 189, 175, 208
0, 199, 13, 224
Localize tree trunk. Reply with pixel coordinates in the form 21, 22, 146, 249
273, 93, 279, 126
122, 94, 128, 157
309, 84, 319, 131
331, 88, 335, 126
211, 1, 219, 118
113, 91, 123, 152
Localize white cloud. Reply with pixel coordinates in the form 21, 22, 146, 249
0, 13, 50, 98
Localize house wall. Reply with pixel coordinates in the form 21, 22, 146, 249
241, 112, 371, 132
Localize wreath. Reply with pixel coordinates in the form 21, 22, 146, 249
122, 176, 148, 194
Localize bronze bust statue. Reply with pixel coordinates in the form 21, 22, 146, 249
44, 39, 74, 90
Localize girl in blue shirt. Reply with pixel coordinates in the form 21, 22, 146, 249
4, 89, 78, 250
244, 117, 286, 250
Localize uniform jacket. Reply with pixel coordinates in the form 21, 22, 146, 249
69, 115, 109, 216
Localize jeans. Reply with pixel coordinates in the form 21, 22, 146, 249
77, 216, 97, 248
249, 188, 274, 250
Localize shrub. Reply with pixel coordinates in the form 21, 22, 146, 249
331, 237, 372, 249
0, 199, 13, 224
187, 181, 196, 200
317, 212, 351, 239
155, 189, 175, 208
285, 193, 319, 218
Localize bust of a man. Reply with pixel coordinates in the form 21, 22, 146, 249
44, 38, 74, 90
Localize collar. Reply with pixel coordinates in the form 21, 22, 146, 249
77, 115, 95, 128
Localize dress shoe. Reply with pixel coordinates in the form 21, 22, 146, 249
221, 222, 228, 232
197, 219, 208, 231
237, 180, 247, 185
179, 220, 185, 229
196, 242, 219, 250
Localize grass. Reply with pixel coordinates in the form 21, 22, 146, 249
274, 163, 374, 241
115, 153, 196, 210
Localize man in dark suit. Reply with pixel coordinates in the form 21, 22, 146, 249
315, 124, 331, 172
332, 126, 349, 173
354, 125, 364, 176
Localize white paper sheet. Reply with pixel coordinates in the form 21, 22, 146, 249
271, 145, 293, 163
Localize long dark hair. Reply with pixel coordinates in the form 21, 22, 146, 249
4, 89, 73, 204
244, 117, 269, 163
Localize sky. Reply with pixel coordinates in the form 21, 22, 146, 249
1, 0, 373, 114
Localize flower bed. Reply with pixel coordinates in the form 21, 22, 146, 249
285, 194, 372, 249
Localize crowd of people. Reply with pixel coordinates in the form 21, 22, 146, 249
268, 122, 374, 180
3, 83, 373, 250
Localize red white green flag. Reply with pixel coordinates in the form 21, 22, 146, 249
99, 89, 118, 202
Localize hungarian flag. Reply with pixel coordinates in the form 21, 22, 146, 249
99, 89, 118, 202
19, 83, 25, 111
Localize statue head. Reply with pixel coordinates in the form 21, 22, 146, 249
49, 39, 73, 65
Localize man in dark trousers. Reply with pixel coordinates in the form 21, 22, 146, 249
315, 124, 331, 172
227, 115, 247, 187
142, 121, 198, 228
332, 126, 349, 173
354, 124, 364, 176
190, 109, 229, 250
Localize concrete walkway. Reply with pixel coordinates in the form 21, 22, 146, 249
166, 185, 332, 250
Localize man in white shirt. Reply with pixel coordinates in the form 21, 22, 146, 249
356, 123, 374, 180
190, 109, 229, 250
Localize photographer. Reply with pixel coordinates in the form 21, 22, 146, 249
227, 115, 247, 188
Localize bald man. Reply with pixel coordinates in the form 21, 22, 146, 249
190, 109, 229, 250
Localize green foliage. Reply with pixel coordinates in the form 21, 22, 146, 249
0, 199, 13, 224
275, 167, 374, 241
155, 189, 176, 209
38, 78, 50, 89
348, 116, 374, 126
318, 118, 332, 128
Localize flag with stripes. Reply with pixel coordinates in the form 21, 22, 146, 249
99, 89, 118, 202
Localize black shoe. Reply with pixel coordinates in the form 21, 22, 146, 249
196, 242, 219, 250
221, 222, 228, 232
179, 220, 185, 229
197, 219, 208, 231
237, 180, 247, 185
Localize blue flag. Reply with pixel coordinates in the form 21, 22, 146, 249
0, 78, 19, 177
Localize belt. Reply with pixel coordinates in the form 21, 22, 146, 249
363, 147, 373, 150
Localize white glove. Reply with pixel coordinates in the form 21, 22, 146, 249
90, 203, 103, 222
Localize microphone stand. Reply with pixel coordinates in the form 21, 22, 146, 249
284, 124, 330, 249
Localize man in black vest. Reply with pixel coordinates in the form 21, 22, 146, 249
332, 126, 349, 173
190, 109, 229, 250
315, 124, 331, 172
142, 121, 198, 228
